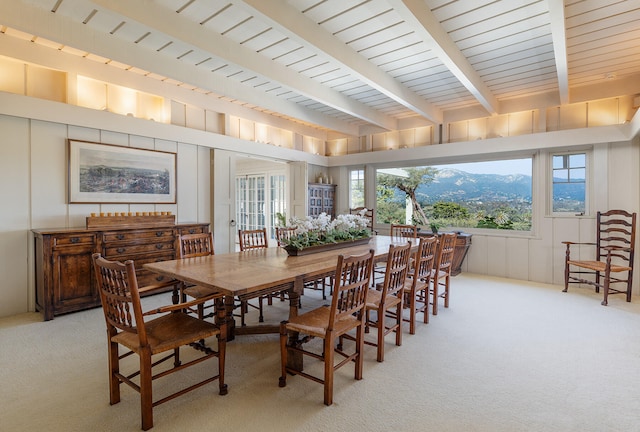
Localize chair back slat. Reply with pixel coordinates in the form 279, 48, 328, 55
178, 232, 214, 258
92, 253, 146, 343
330, 249, 375, 329
238, 228, 268, 250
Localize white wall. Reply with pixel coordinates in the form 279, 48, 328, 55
1, 94, 639, 318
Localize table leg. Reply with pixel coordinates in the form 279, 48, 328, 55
223, 295, 236, 341
286, 276, 304, 372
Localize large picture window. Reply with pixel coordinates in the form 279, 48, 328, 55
552, 152, 586, 214
376, 158, 533, 231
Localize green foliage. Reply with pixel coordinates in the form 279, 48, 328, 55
431, 202, 469, 219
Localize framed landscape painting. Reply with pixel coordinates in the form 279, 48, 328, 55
68, 140, 177, 204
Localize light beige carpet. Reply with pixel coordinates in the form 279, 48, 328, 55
1, 274, 639, 432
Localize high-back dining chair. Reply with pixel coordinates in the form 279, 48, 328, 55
177, 232, 222, 320
390, 224, 418, 240
279, 249, 375, 405
562, 209, 636, 305
275, 226, 297, 246
350, 207, 376, 234
238, 228, 269, 250
237, 228, 280, 325
431, 232, 457, 315
373, 224, 417, 284
342, 242, 411, 362
92, 253, 227, 431
403, 235, 438, 334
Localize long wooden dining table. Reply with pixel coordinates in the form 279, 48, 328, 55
144, 235, 415, 369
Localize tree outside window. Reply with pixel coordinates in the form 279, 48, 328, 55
375, 158, 532, 231
350, 169, 365, 208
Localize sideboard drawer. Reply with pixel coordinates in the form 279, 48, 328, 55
103, 241, 175, 257
102, 229, 175, 243
53, 234, 96, 248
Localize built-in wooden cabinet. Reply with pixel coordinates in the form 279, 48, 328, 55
308, 183, 336, 218
33, 222, 209, 320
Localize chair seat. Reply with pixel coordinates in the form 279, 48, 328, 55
113, 313, 220, 355
567, 260, 631, 272
365, 288, 402, 310
285, 305, 361, 338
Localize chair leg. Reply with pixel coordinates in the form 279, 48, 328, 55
395, 303, 402, 346
602, 270, 610, 306
444, 277, 450, 308
408, 293, 416, 335
627, 274, 634, 302
217, 334, 228, 395
432, 280, 439, 316
354, 324, 364, 380
139, 349, 153, 431
323, 335, 335, 406
376, 310, 385, 362
108, 339, 121, 405
278, 322, 288, 388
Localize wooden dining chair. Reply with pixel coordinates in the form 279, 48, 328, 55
390, 223, 418, 239
177, 232, 222, 321
237, 228, 286, 325
373, 223, 417, 284
279, 249, 375, 405
431, 232, 457, 315
350, 207, 376, 234
342, 242, 411, 362
562, 209, 636, 305
92, 253, 227, 431
402, 235, 438, 334
238, 227, 269, 250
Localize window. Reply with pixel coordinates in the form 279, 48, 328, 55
350, 169, 365, 208
552, 153, 586, 214
375, 158, 533, 231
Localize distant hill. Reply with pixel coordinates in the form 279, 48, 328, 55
413, 168, 532, 205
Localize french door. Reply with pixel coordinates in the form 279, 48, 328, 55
235, 174, 287, 244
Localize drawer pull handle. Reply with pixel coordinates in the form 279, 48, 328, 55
156, 276, 164, 282
156, 244, 164, 249
189, 229, 196, 234
117, 248, 126, 253
70, 237, 80, 244
156, 231, 164, 237
116, 234, 125, 240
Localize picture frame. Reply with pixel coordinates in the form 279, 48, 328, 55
68, 140, 177, 204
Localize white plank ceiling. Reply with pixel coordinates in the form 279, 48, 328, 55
2, 0, 639, 134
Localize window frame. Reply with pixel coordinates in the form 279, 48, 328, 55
349, 168, 365, 208
549, 151, 590, 216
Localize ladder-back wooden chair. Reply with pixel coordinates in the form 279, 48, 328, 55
238, 228, 286, 324
342, 242, 411, 362
238, 227, 269, 250
92, 253, 227, 431
373, 224, 417, 284
177, 232, 222, 320
350, 207, 376, 234
562, 209, 636, 305
431, 232, 457, 315
403, 235, 438, 334
279, 249, 375, 405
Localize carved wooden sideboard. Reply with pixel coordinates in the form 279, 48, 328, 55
33, 221, 209, 320
418, 231, 472, 276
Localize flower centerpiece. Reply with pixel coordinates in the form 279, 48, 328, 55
281, 210, 372, 256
